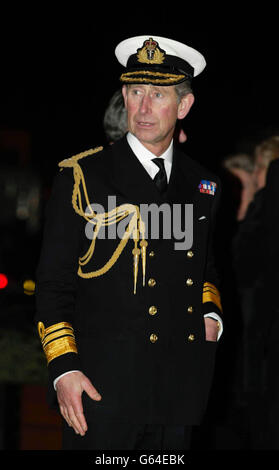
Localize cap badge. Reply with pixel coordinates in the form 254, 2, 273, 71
137, 38, 165, 65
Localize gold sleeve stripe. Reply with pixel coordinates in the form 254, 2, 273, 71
203, 288, 218, 296
37, 321, 78, 365
203, 291, 222, 312
42, 322, 73, 336
203, 282, 218, 292
42, 329, 75, 347
43, 336, 77, 364
202, 282, 222, 312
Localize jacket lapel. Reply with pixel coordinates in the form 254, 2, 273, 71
166, 145, 200, 205
110, 136, 167, 205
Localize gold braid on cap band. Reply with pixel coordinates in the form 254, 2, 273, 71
58, 148, 148, 294
202, 282, 222, 312
120, 70, 186, 84
37, 321, 78, 364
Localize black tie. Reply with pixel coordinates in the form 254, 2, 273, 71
152, 158, 168, 193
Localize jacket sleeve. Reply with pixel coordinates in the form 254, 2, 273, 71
202, 176, 223, 319
35, 167, 83, 384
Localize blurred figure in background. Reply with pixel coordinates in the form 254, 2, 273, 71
231, 136, 279, 448
103, 89, 128, 144
254, 135, 279, 190
223, 153, 256, 221
253, 136, 279, 448
217, 153, 259, 447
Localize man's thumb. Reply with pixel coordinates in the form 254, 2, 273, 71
83, 378, 102, 401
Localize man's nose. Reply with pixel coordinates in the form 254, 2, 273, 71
139, 95, 152, 114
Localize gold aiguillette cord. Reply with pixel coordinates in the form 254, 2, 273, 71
59, 149, 148, 294
132, 208, 148, 294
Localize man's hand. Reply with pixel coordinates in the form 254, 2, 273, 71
56, 371, 101, 436
204, 317, 219, 342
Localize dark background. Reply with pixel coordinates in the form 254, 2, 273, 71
0, 7, 278, 451
2, 10, 279, 171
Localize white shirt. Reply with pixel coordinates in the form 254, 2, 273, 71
126, 131, 173, 182
53, 133, 223, 389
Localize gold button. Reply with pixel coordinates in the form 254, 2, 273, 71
187, 250, 194, 258
187, 306, 193, 314
37, 322, 45, 340
149, 251, 155, 258
188, 334, 195, 342
150, 333, 158, 343
186, 278, 193, 287
149, 306, 157, 316
148, 278, 156, 287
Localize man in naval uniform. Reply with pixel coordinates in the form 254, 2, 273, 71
35, 35, 223, 450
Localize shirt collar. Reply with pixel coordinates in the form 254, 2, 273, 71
126, 132, 173, 166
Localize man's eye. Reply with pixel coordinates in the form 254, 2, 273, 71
155, 92, 163, 98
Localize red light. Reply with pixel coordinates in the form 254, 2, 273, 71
0, 274, 8, 289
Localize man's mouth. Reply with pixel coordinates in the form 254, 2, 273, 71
137, 121, 155, 128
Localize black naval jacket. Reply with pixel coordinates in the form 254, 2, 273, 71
35, 135, 222, 425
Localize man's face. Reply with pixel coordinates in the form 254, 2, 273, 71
122, 84, 193, 155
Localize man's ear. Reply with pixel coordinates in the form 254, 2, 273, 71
177, 93, 195, 120
122, 85, 128, 109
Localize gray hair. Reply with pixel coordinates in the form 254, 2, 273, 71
175, 80, 193, 103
